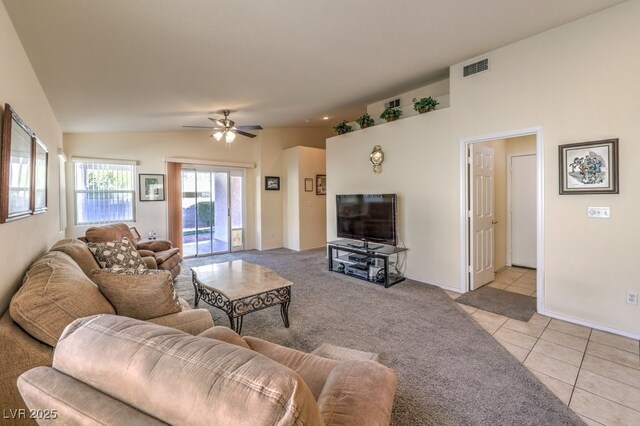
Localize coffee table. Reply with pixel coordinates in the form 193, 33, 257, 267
191, 260, 292, 334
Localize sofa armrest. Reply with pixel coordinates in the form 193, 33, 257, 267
140, 255, 157, 269
18, 367, 164, 425
0, 313, 53, 418
244, 336, 340, 400
317, 360, 397, 426
136, 240, 173, 252
147, 309, 213, 335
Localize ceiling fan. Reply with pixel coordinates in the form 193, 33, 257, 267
183, 110, 262, 143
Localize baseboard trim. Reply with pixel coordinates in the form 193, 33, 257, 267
543, 309, 640, 340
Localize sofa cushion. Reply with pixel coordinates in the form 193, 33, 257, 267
92, 269, 181, 320
88, 238, 147, 271
53, 315, 324, 426
85, 223, 136, 243
50, 239, 100, 277
153, 247, 180, 266
9, 252, 115, 347
137, 240, 173, 252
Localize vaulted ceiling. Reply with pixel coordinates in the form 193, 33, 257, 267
3, 0, 626, 132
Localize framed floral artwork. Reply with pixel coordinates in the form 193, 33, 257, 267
559, 139, 618, 195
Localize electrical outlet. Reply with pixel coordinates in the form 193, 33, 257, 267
626, 291, 638, 305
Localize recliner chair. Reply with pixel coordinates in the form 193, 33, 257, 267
81, 223, 182, 279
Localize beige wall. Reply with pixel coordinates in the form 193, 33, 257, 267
283, 146, 326, 251
327, 109, 456, 288
450, 1, 640, 337
255, 128, 333, 250
329, 1, 640, 337
0, 2, 64, 313
64, 127, 332, 251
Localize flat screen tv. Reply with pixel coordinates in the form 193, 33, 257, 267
336, 194, 397, 246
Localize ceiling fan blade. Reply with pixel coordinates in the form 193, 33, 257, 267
236, 125, 263, 131
183, 125, 213, 129
208, 117, 225, 127
235, 130, 257, 138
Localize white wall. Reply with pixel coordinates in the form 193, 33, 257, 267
328, 1, 640, 338
64, 127, 332, 251
0, 2, 64, 313
283, 146, 326, 251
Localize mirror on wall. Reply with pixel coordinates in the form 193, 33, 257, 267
1, 104, 48, 223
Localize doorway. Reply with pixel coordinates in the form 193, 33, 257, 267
461, 127, 544, 312
181, 167, 245, 258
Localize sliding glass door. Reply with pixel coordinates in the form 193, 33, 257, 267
181, 167, 244, 257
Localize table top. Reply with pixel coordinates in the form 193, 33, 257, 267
191, 260, 292, 300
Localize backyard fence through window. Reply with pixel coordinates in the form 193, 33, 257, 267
73, 158, 136, 225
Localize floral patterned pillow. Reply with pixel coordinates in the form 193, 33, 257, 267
87, 237, 147, 271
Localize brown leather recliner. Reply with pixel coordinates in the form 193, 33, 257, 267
81, 223, 182, 279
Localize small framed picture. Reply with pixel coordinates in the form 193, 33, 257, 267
265, 176, 280, 191
139, 174, 165, 201
304, 178, 313, 192
559, 139, 619, 195
316, 174, 326, 195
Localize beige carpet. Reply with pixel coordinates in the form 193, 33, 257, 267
176, 249, 583, 425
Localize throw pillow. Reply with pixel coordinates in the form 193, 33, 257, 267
92, 268, 182, 320
87, 237, 147, 271
10, 251, 115, 347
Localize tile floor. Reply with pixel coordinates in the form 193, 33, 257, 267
446, 267, 640, 425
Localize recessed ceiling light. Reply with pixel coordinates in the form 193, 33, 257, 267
305, 119, 311, 123
322, 116, 329, 120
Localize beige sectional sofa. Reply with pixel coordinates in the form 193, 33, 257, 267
18, 315, 397, 425
3, 238, 398, 425
0, 239, 213, 423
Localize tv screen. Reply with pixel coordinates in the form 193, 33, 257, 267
336, 194, 397, 246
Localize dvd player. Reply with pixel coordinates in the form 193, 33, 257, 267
346, 264, 369, 279
348, 253, 370, 263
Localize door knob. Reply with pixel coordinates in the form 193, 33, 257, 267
491, 220, 498, 225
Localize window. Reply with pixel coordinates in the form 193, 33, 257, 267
73, 159, 136, 225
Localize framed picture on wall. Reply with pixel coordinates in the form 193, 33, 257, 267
265, 176, 280, 191
559, 139, 619, 194
304, 178, 313, 192
316, 174, 326, 195
1, 104, 35, 222
139, 174, 165, 201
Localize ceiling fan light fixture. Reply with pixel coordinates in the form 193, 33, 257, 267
225, 131, 236, 143
213, 130, 224, 141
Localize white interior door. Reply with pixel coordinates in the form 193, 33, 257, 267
470, 145, 495, 290
510, 154, 537, 268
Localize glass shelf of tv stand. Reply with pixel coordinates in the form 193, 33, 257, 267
326, 240, 407, 288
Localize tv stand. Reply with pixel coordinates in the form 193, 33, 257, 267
327, 240, 408, 288
347, 242, 382, 250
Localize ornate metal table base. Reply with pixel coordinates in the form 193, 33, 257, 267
193, 272, 291, 334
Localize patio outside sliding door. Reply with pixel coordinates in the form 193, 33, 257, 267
181, 167, 245, 257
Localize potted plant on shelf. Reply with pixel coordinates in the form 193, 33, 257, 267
355, 113, 375, 129
412, 96, 439, 113
333, 121, 353, 135
380, 107, 402, 122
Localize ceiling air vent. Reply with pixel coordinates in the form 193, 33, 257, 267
463, 58, 489, 77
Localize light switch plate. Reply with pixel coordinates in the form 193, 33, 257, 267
587, 207, 610, 218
